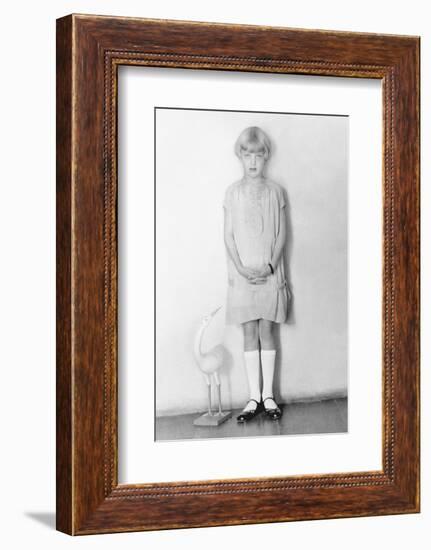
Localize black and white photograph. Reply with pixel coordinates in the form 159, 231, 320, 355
154, 107, 348, 441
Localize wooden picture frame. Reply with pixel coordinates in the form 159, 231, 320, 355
56, 14, 420, 535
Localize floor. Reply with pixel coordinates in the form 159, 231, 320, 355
155, 397, 347, 441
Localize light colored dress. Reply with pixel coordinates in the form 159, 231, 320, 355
223, 177, 289, 325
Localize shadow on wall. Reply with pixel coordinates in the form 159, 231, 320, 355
281, 183, 296, 326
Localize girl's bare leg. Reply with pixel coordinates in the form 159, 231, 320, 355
258, 319, 276, 350
243, 319, 259, 351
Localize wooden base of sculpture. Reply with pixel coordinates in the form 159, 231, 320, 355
193, 411, 232, 426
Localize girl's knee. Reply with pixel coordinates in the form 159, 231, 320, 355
258, 319, 274, 342
243, 320, 259, 349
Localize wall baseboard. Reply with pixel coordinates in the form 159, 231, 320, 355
157, 390, 347, 418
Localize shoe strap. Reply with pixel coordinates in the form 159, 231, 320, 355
263, 396, 275, 404
263, 397, 280, 411
247, 398, 260, 406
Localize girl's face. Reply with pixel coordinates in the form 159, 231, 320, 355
240, 146, 266, 180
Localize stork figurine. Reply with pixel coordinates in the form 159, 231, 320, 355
193, 306, 232, 426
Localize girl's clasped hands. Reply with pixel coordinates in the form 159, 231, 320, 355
238, 264, 272, 285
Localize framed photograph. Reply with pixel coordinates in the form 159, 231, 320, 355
56, 14, 420, 535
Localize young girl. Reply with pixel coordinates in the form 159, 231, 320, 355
223, 126, 290, 422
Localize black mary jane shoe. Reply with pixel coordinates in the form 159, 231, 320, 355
236, 399, 261, 423
263, 397, 282, 421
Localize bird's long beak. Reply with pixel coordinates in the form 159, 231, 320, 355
210, 306, 222, 317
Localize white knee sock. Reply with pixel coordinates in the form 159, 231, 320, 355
261, 349, 277, 401
243, 349, 261, 407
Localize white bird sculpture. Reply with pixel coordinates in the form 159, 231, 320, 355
193, 306, 229, 422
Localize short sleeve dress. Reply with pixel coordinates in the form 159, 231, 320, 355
223, 177, 289, 325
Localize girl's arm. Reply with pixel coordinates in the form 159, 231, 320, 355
270, 213, 292, 299
224, 208, 243, 272
224, 208, 259, 278
254, 209, 287, 279
270, 210, 287, 269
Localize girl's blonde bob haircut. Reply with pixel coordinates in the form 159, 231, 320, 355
234, 126, 271, 160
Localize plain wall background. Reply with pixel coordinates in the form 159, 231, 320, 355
0, 0, 428, 549
152, 107, 348, 415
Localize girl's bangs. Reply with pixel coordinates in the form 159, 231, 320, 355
241, 140, 265, 154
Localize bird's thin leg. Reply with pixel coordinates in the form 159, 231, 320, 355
204, 374, 212, 416
213, 372, 222, 415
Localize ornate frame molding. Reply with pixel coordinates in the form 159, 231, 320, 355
57, 15, 419, 534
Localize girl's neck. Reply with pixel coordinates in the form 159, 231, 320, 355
242, 175, 266, 185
